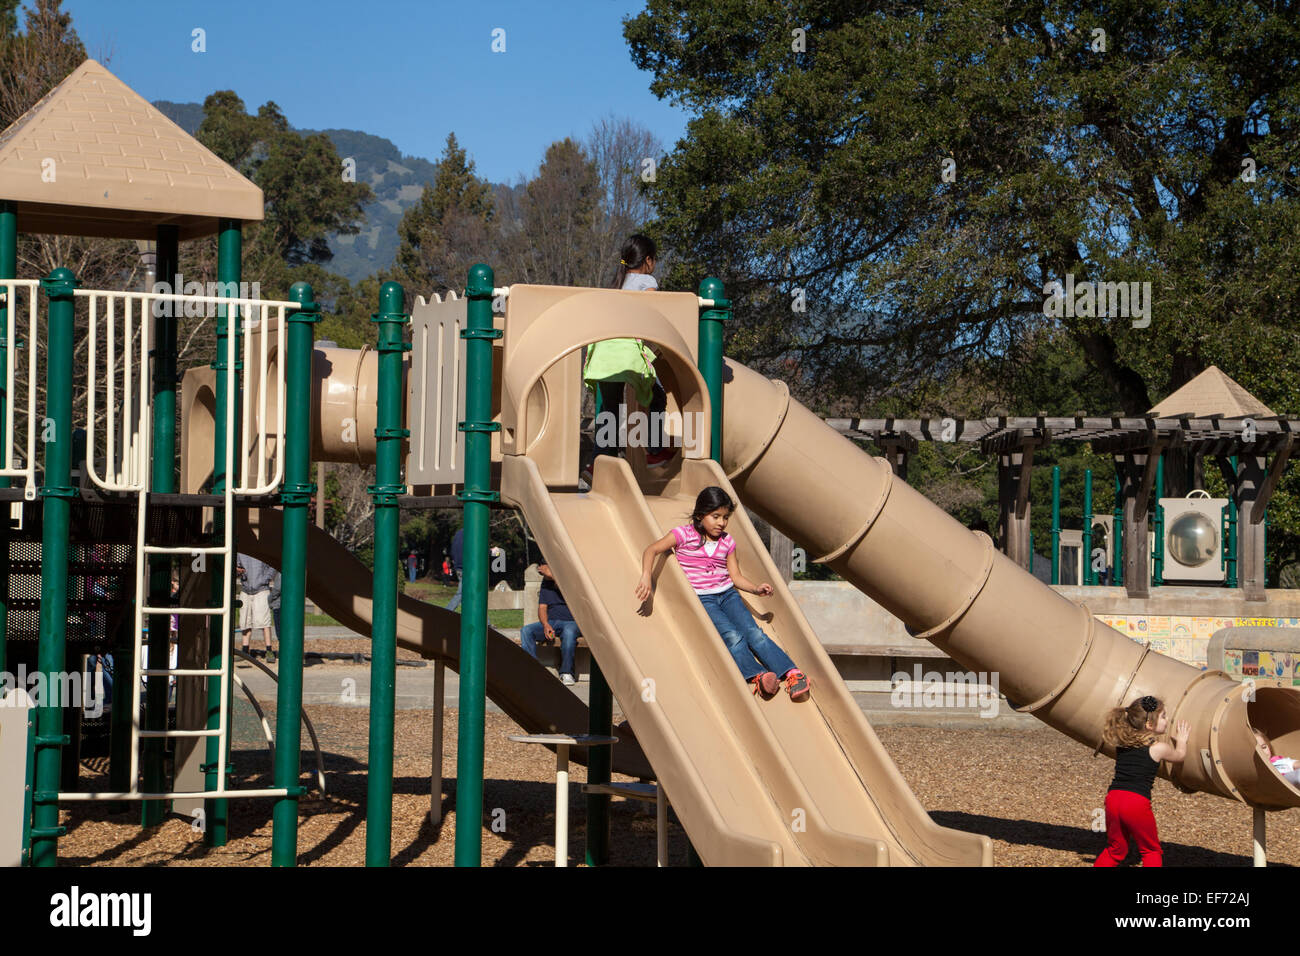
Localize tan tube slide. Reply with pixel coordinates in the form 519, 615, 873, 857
502, 451, 993, 866
721, 358, 1300, 811
233, 506, 653, 780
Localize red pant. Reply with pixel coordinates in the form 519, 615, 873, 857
1094, 789, 1162, 867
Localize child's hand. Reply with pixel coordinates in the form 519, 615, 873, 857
1174, 719, 1190, 741
634, 574, 652, 603
753, 583, 773, 596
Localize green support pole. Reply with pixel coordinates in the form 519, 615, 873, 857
1050, 466, 1060, 585
142, 225, 179, 826
205, 219, 241, 847
696, 279, 730, 463
108, 611, 133, 803
454, 265, 499, 867
691, 276, 730, 868
31, 267, 77, 866
1112, 474, 1124, 587
585, 660, 612, 866
1082, 470, 1093, 586
0, 200, 14, 678
1152, 455, 1164, 587
366, 280, 409, 867
272, 282, 318, 867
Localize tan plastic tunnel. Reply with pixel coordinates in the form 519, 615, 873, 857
720, 358, 1300, 812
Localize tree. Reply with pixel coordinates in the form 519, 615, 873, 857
585, 116, 663, 283
393, 133, 498, 298
626, 1, 1300, 417
502, 138, 604, 287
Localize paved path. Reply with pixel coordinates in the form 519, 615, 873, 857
233, 626, 1039, 729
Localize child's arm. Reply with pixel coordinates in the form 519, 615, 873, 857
1150, 719, 1191, 764
635, 531, 678, 602
726, 550, 773, 596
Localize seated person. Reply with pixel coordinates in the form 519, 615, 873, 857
520, 561, 581, 686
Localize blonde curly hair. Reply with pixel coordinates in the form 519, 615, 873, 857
1103, 695, 1164, 748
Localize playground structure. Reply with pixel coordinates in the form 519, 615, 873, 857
5, 60, 1300, 868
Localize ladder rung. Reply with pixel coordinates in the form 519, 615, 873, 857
140, 668, 222, 677
142, 545, 228, 556
140, 606, 226, 616
137, 729, 221, 739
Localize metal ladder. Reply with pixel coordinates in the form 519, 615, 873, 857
0, 279, 41, 501
63, 287, 294, 802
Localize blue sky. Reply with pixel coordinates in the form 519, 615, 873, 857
58, 0, 690, 184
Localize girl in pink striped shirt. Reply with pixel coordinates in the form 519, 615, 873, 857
636, 486, 811, 701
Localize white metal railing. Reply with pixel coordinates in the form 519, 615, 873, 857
0, 280, 40, 499
77, 287, 296, 803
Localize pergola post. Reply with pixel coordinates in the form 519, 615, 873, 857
1236, 454, 1268, 601
998, 449, 1034, 569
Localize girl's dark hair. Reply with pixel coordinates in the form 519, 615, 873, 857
612, 234, 657, 289
1102, 696, 1165, 749
690, 485, 736, 536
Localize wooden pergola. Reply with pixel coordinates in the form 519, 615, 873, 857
827, 369, 1294, 601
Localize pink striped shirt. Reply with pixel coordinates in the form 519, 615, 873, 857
670, 524, 736, 594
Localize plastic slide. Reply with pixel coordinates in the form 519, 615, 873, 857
503, 451, 993, 866
718, 357, 1300, 812
233, 507, 654, 780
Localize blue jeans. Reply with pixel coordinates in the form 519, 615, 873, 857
697, 587, 796, 682
446, 569, 463, 612
521, 619, 580, 678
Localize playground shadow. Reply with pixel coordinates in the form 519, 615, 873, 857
929, 810, 1290, 867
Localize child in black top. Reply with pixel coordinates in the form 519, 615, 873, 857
1093, 695, 1189, 867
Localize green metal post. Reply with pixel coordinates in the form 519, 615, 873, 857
1050, 466, 1060, 585
0, 200, 14, 677
1112, 474, 1124, 587
1082, 470, 1093, 586
585, 660, 612, 866
690, 276, 730, 868
272, 282, 318, 866
31, 267, 77, 866
142, 225, 179, 826
366, 280, 409, 867
455, 265, 499, 867
205, 219, 241, 846
697, 279, 729, 462
1152, 455, 1164, 587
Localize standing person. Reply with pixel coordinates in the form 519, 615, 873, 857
442, 555, 453, 583
583, 234, 672, 464
446, 527, 464, 612
268, 570, 282, 647
407, 550, 419, 583
520, 561, 582, 685
1093, 696, 1189, 867
236, 554, 277, 663
635, 486, 811, 701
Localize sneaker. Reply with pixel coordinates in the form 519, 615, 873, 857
784, 670, 811, 702
645, 449, 676, 467
266, 649, 277, 664
750, 672, 779, 699
561, 673, 577, 686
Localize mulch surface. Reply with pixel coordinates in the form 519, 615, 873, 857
59, 714, 1298, 867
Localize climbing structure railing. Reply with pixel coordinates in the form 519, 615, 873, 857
0, 279, 40, 500
65, 288, 295, 802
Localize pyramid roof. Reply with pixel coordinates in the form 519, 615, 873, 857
1147, 365, 1275, 418
0, 59, 262, 240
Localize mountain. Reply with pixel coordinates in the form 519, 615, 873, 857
151, 101, 451, 283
